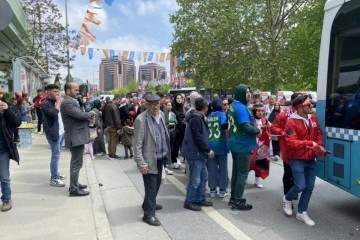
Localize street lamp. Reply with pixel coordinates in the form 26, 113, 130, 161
64, 0, 71, 81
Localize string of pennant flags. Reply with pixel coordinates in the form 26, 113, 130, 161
78, 47, 172, 63
70, 0, 176, 64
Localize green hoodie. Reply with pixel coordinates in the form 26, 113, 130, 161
234, 84, 250, 105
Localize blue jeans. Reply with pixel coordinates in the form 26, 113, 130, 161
0, 151, 11, 202
185, 158, 208, 204
207, 154, 228, 190
285, 159, 316, 213
47, 133, 65, 180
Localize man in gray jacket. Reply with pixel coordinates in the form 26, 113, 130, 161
61, 82, 95, 197
133, 94, 171, 226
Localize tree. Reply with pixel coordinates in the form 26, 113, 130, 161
170, 0, 325, 94
18, 0, 76, 72
127, 79, 138, 92
112, 86, 128, 97
158, 84, 175, 95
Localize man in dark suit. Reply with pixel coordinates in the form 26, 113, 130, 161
61, 82, 95, 197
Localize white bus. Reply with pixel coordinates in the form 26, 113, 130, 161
316, 0, 360, 197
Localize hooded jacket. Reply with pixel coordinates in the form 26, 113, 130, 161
181, 109, 211, 159
228, 84, 260, 153
118, 125, 134, 146
285, 112, 323, 161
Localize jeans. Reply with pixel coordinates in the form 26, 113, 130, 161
206, 154, 228, 190
142, 159, 163, 218
47, 133, 64, 180
230, 152, 251, 202
0, 151, 11, 202
185, 158, 208, 204
124, 145, 133, 158
285, 159, 316, 213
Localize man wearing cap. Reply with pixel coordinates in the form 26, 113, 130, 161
282, 95, 324, 226
133, 93, 171, 226
104, 95, 122, 159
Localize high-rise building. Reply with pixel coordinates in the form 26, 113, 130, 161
99, 56, 136, 91
138, 63, 166, 85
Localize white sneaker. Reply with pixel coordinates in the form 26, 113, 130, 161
296, 212, 315, 226
275, 155, 280, 161
176, 157, 182, 165
50, 178, 65, 187
164, 167, 173, 175
254, 177, 263, 188
283, 196, 293, 216
171, 163, 180, 169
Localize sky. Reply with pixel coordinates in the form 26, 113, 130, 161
55, 0, 178, 86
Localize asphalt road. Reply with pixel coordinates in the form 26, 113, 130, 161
93, 145, 360, 240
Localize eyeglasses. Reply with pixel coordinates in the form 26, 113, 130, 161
223, 103, 229, 106
148, 102, 160, 106
256, 110, 265, 112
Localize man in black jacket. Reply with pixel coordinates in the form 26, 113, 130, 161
41, 84, 66, 187
0, 88, 21, 212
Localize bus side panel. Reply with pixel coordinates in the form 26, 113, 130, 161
316, 100, 326, 180
350, 141, 360, 198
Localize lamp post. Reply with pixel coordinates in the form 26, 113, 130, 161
65, 0, 71, 82
92, 70, 99, 97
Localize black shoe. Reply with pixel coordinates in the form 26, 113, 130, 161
228, 198, 246, 207
108, 154, 121, 160
129, 155, 133, 158
69, 189, 90, 197
142, 216, 161, 226
184, 202, 201, 211
231, 201, 252, 211
195, 200, 213, 207
78, 183, 88, 189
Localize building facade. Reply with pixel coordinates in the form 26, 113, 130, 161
138, 63, 166, 86
99, 56, 136, 91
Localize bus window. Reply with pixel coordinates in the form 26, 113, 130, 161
325, 1, 360, 130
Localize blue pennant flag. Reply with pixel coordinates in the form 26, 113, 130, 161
88, 48, 94, 60
129, 51, 135, 62
104, 0, 115, 6
109, 49, 115, 61
147, 52, 154, 62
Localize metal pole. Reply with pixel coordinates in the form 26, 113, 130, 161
65, 0, 71, 82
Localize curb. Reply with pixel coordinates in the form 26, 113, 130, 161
85, 155, 113, 240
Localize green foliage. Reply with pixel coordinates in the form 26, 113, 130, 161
158, 84, 175, 94
127, 79, 138, 92
170, 0, 325, 94
112, 86, 129, 96
3, 92, 14, 101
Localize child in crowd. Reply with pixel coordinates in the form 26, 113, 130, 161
117, 119, 134, 159
207, 98, 229, 198
17, 98, 28, 123
250, 102, 271, 188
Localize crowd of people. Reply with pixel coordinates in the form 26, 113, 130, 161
0, 84, 326, 229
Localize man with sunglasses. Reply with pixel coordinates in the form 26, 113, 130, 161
282, 95, 324, 226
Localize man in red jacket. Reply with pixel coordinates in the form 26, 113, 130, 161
270, 93, 302, 195
282, 95, 324, 227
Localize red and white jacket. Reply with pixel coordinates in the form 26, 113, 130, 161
269, 106, 293, 164
284, 112, 323, 161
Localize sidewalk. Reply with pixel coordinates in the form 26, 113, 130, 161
0, 134, 112, 240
